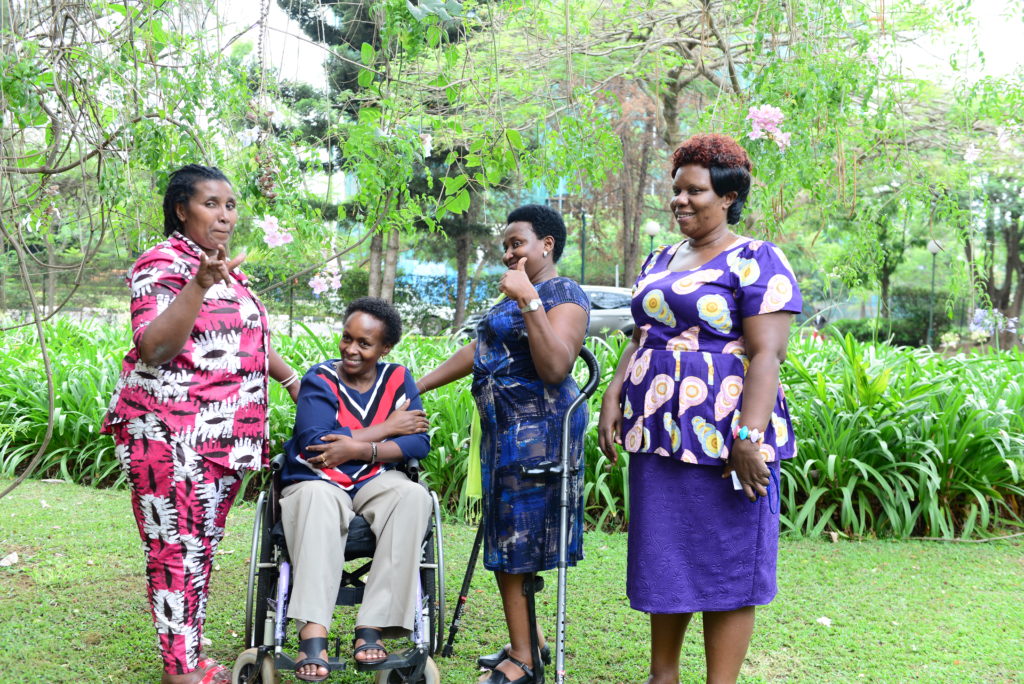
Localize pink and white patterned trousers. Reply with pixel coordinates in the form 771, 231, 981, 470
111, 418, 242, 675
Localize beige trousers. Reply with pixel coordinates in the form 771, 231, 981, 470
279, 471, 432, 636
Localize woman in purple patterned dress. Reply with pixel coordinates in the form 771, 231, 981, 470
102, 165, 299, 684
598, 134, 802, 684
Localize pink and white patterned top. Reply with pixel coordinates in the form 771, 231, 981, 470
102, 232, 270, 471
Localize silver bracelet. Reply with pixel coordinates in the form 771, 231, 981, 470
369, 441, 378, 464
280, 372, 299, 388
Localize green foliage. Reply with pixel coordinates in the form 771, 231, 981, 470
2, 320, 1021, 538
781, 333, 1024, 538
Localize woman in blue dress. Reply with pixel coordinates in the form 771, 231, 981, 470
418, 204, 590, 684
598, 134, 802, 684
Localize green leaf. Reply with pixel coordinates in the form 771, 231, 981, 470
360, 42, 375, 66
357, 68, 374, 88
505, 128, 524, 149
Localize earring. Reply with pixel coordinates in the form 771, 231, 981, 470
543, 251, 549, 258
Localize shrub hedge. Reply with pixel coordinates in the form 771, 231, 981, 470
1, 319, 1021, 539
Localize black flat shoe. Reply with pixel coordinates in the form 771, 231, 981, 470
479, 654, 534, 684
477, 643, 550, 670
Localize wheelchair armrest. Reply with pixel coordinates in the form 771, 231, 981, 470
270, 453, 285, 471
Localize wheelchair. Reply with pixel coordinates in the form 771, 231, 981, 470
232, 455, 446, 683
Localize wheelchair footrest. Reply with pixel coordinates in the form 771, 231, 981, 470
354, 646, 427, 672
273, 652, 347, 672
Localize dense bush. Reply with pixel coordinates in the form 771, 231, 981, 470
829, 317, 925, 347
1, 320, 1021, 538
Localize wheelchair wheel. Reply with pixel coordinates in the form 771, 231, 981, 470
372, 655, 440, 684
421, 490, 446, 655
231, 647, 277, 684
244, 491, 276, 648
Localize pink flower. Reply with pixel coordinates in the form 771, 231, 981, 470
309, 275, 329, 296
746, 105, 792, 152
747, 105, 785, 134
258, 215, 293, 248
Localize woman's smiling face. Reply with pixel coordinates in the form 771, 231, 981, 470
337, 311, 392, 382
501, 221, 553, 282
669, 165, 735, 241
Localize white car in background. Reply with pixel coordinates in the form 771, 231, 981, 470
457, 284, 635, 338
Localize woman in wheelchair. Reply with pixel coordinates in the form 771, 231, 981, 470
277, 297, 432, 682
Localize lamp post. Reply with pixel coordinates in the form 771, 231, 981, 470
579, 209, 587, 285
926, 239, 943, 347
643, 219, 661, 254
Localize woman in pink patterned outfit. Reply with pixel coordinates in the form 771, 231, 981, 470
101, 165, 300, 684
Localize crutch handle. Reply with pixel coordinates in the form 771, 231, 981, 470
576, 345, 600, 400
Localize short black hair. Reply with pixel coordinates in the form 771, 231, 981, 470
343, 296, 403, 347
506, 204, 567, 261
163, 164, 231, 237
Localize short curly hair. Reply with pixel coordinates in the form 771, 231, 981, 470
670, 134, 752, 225
343, 296, 403, 347
506, 204, 568, 261
162, 164, 232, 237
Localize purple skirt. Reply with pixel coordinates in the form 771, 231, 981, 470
626, 452, 780, 613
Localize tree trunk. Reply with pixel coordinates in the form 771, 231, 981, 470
453, 231, 470, 328
368, 231, 383, 298
380, 229, 399, 303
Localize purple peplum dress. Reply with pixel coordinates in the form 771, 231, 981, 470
620, 238, 802, 613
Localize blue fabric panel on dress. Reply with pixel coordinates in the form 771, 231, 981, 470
472, 276, 590, 573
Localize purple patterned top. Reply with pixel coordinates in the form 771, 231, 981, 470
619, 238, 802, 466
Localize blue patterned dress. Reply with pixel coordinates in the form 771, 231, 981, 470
472, 277, 591, 573
621, 238, 802, 613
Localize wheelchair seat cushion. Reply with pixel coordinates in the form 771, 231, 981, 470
271, 515, 376, 561
344, 515, 375, 560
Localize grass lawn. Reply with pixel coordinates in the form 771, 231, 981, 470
1, 479, 1022, 683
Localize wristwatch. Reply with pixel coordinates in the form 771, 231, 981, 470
519, 298, 542, 314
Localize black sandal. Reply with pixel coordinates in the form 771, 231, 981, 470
294, 636, 330, 683
477, 643, 551, 670
480, 654, 535, 684
352, 626, 389, 667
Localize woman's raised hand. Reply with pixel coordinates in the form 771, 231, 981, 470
382, 399, 430, 436
195, 245, 246, 289
498, 257, 536, 302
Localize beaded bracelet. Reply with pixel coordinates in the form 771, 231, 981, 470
732, 424, 765, 445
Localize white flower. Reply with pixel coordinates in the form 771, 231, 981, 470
963, 143, 980, 164
816, 616, 833, 627
238, 127, 260, 147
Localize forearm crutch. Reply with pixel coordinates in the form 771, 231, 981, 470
441, 521, 484, 657
553, 345, 600, 684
